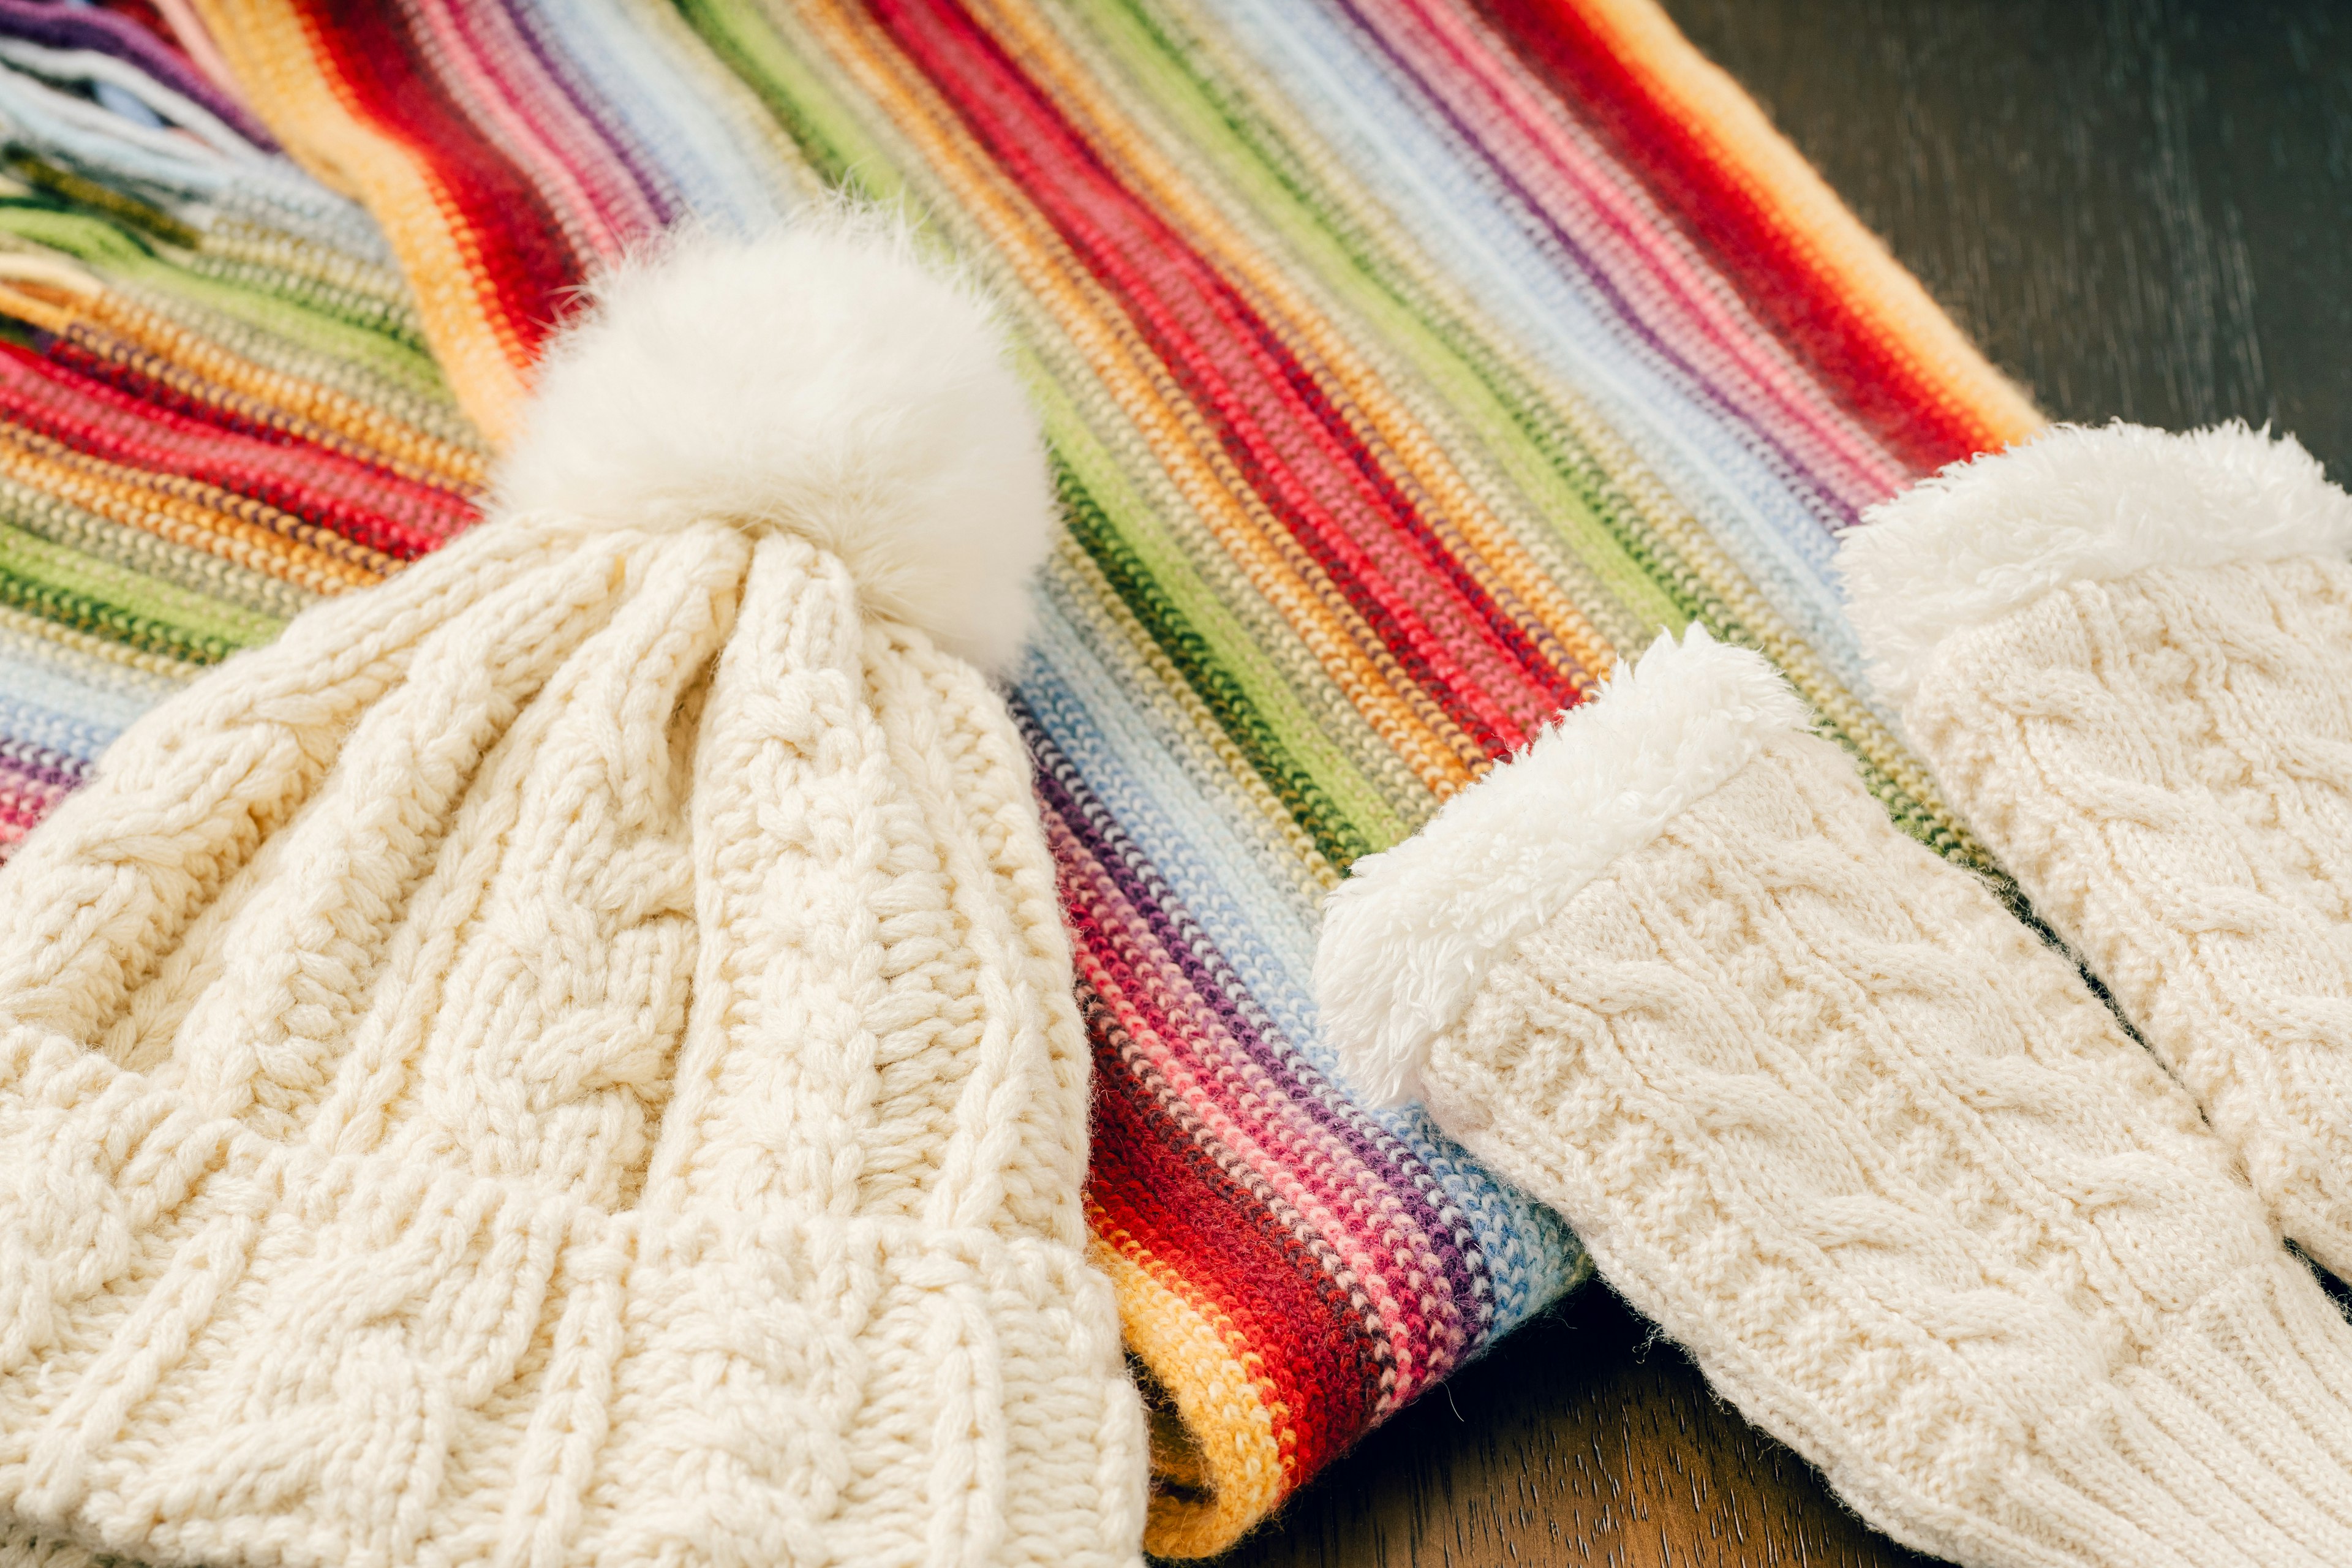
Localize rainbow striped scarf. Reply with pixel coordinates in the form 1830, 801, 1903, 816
0, 0, 2036, 1553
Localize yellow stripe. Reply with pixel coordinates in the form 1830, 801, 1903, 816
0, 425, 382, 594
978, 0, 1619, 703
799, 0, 1484, 796
85, 292, 487, 490
1088, 1228, 1290, 1558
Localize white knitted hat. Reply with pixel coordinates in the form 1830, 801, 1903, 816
0, 221, 1147, 1567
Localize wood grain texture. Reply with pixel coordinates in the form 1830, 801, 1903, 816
1215, 4, 2349, 1564
1670, 0, 2352, 474
1215, 1286, 1935, 1568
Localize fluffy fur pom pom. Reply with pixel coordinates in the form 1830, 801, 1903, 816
1314, 625, 1811, 1107
496, 214, 1054, 673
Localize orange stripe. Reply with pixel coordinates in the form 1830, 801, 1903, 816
970, 0, 1616, 700
80, 293, 488, 491
799, 0, 1482, 796
0, 425, 382, 593
1572, 0, 2043, 451
193, 0, 533, 441
1087, 1224, 1290, 1558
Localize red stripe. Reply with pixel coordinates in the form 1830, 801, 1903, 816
1087, 1026, 1371, 1482
292, 0, 583, 365
869, 0, 1581, 756
1054, 814, 1380, 1480
1057, 811, 1462, 1387
1475, 0, 1997, 472
0, 347, 473, 557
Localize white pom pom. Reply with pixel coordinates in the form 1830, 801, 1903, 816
496, 213, 1054, 673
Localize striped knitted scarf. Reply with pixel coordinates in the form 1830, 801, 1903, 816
0, 0, 2037, 1554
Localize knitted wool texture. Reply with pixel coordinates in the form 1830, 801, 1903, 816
0, 2, 2058, 1548
0, 1527, 92, 1568
1317, 630, 2352, 1568
0, 224, 1147, 1568
1841, 423, 2352, 1278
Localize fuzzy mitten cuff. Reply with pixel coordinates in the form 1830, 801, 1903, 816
1318, 628, 2352, 1568
1840, 423, 2352, 1275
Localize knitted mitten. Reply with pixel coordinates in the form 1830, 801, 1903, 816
1840, 423, 2352, 1276
1316, 628, 2352, 1568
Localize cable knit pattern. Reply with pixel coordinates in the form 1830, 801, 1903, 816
0, 228, 1145, 1568
1319, 633, 2352, 1568
1437, 731, 2352, 1567
1845, 423, 2352, 1277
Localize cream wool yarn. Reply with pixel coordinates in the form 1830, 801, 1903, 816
1316, 628, 2352, 1568
0, 222, 1147, 1568
1840, 422, 2352, 1278
0, 1521, 102, 1568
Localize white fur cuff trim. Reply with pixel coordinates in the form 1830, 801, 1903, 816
1312, 626, 1811, 1107
1838, 421, 2352, 707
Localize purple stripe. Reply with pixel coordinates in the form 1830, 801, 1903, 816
0, 737, 88, 791
1015, 692, 1486, 1385
1333, 0, 1863, 533
0, 0, 279, 150
496, 0, 685, 230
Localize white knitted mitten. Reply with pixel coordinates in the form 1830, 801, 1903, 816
1841, 423, 2352, 1276
1317, 628, 2352, 1568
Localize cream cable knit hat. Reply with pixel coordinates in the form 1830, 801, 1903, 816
0, 221, 1147, 1568
1840, 423, 2352, 1278
1317, 627, 2352, 1568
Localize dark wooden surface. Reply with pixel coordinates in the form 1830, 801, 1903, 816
1218, 1284, 1936, 1568
1219, 4, 2352, 1564
1673, 0, 2352, 477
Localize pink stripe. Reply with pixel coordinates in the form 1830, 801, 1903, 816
0, 768, 67, 831
400, 0, 650, 263
1117, 254, 1543, 736
1053, 812, 1462, 1404
1379, 0, 1909, 510
1083, 197, 1550, 743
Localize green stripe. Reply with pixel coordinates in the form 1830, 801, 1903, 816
1053, 453, 1378, 869
0, 559, 230, 665
1084, 0, 1684, 635
0, 472, 308, 624
0, 203, 447, 393
0, 521, 281, 652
